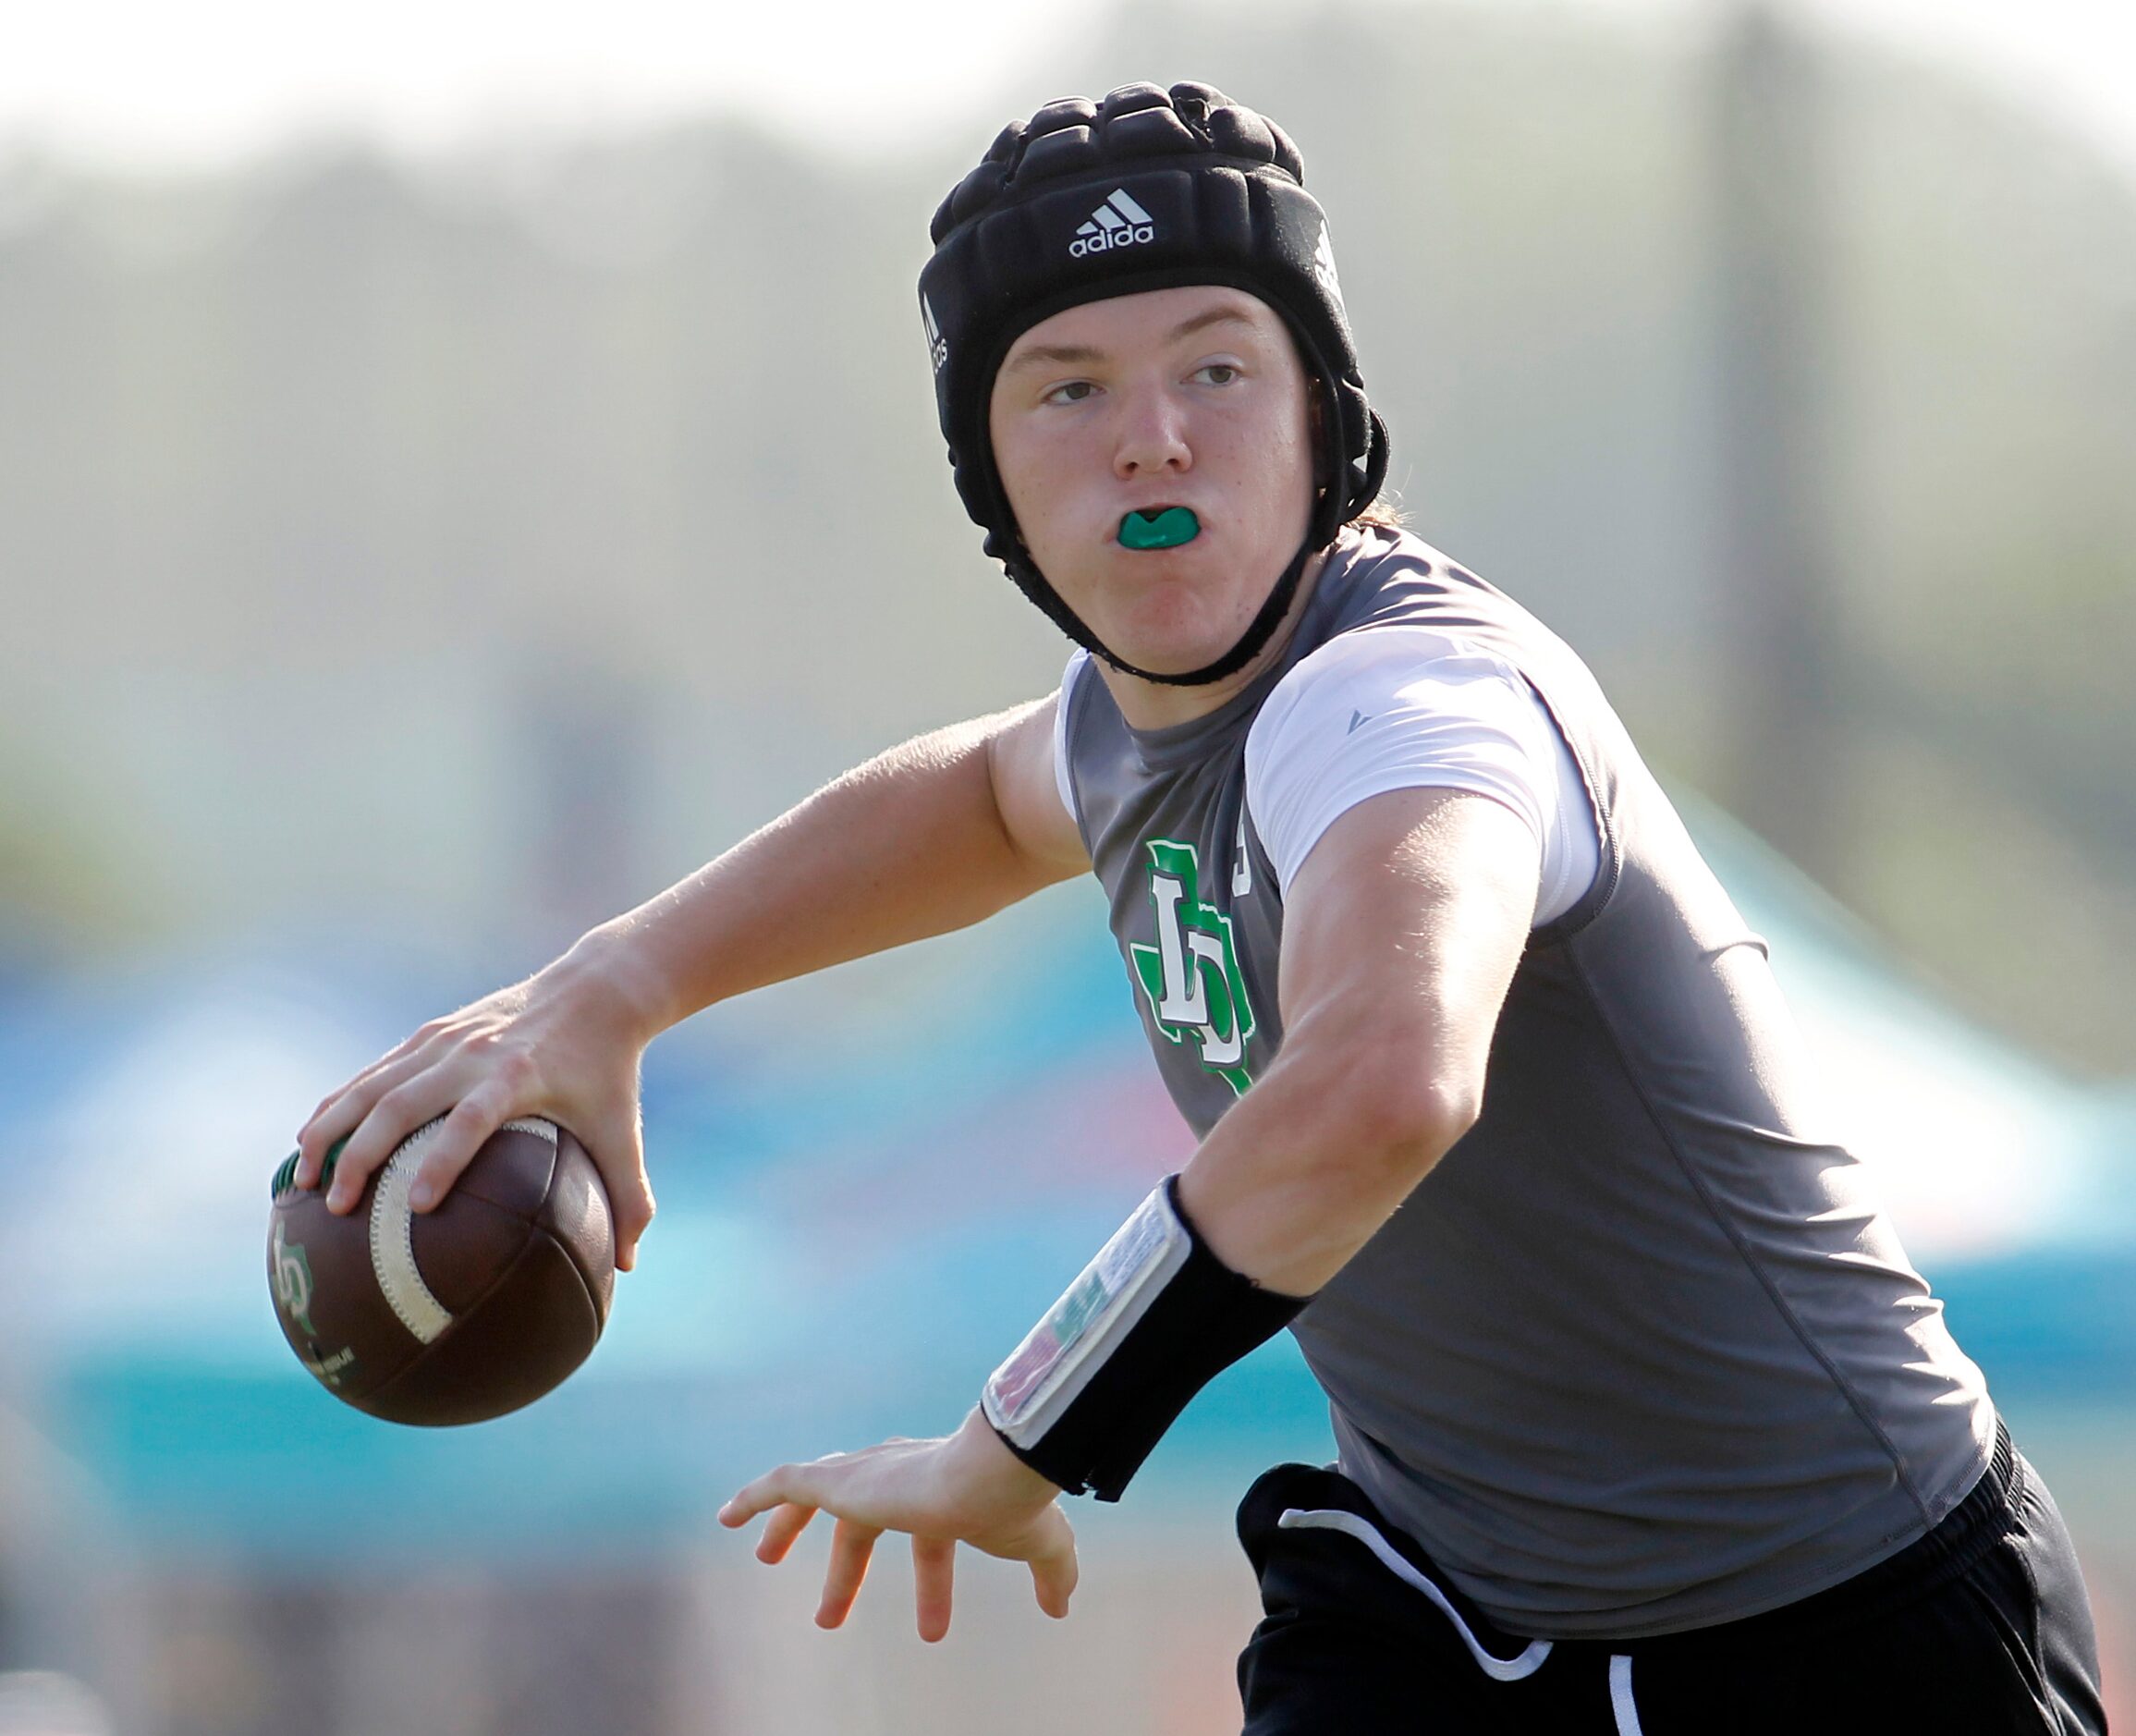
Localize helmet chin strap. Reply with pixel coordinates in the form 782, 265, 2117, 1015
1007, 532, 1319, 688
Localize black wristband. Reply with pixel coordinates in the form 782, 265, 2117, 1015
983, 1175, 1310, 1501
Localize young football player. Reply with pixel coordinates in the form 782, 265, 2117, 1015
299, 85, 2104, 1733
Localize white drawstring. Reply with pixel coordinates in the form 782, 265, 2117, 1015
1609, 1653, 1644, 1735
1276, 1508, 1555, 1681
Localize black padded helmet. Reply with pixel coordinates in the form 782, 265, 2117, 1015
919, 81, 1391, 686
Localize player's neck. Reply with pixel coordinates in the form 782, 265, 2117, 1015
1098, 549, 1328, 732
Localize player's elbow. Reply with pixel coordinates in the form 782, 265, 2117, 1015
1316, 1036, 1482, 1190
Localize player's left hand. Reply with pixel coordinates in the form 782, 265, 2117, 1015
718, 1408, 1076, 1641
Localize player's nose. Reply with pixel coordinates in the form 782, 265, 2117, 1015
1112, 381, 1192, 479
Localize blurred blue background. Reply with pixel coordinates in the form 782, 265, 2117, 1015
3, 1, 2134, 1730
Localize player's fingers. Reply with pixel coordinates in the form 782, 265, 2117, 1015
403, 1089, 519, 1213
719, 1462, 817, 1528
815, 1517, 881, 1630
295, 1049, 428, 1187
296, 1094, 355, 1182
291, 1135, 330, 1192
1025, 1512, 1079, 1620
296, 1008, 491, 1184
611, 1183, 653, 1273
911, 1535, 956, 1643
300, 1043, 414, 1136
584, 1105, 654, 1273
755, 1502, 817, 1565
324, 1078, 458, 1214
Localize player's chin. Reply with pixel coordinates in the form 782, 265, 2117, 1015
1113, 587, 1270, 666
1102, 615, 1257, 679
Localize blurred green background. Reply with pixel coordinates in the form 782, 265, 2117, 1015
3, 1, 2133, 1730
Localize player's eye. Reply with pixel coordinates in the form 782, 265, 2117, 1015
1044, 379, 1098, 406
1193, 363, 1240, 386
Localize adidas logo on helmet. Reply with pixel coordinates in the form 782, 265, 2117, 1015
1070, 188, 1156, 258
922, 294, 948, 372
1312, 222, 1344, 310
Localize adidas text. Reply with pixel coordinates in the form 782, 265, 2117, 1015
1070, 224, 1155, 257
1071, 189, 1157, 259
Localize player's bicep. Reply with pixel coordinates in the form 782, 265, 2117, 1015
1276, 786, 1538, 1122
986, 692, 1091, 878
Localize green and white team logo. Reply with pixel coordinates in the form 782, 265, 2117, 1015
1129, 837, 1257, 1096
272, 1219, 320, 1339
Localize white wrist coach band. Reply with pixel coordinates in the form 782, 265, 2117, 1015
982, 1174, 1311, 1500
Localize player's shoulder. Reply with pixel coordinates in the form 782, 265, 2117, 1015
1255, 617, 1521, 752
1305, 521, 1602, 702
1324, 520, 1470, 601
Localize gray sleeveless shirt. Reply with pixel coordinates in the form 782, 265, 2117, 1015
1057, 526, 1993, 1640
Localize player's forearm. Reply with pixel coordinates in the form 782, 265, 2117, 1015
1175, 1018, 1480, 1297
1175, 790, 1530, 1295
973, 1017, 1472, 1504
560, 714, 1070, 1040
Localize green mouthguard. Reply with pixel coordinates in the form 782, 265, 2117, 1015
1117, 507, 1201, 550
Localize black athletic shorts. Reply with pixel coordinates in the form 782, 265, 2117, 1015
1235, 1422, 2105, 1734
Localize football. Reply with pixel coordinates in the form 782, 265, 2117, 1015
267, 1117, 615, 1425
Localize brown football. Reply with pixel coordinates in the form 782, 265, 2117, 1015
266, 1118, 616, 1425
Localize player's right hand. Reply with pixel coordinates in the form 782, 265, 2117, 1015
292, 947, 660, 1271
719, 1407, 1078, 1641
